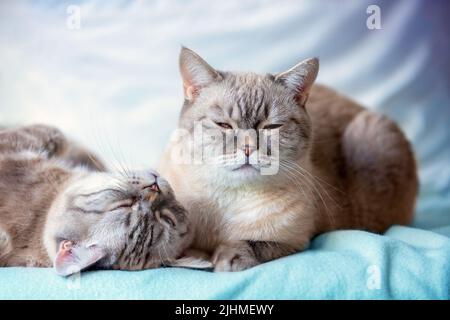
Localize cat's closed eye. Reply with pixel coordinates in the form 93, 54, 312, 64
263, 124, 283, 130
215, 122, 233, 130
110, 200, 133, 211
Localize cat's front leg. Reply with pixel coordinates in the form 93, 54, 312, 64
21, 124, 68, 157
24, 125, 106, 170
0, 124, 67, 157
212, 241, 258, 272
0, 125, 105, 170
212, 240, 298, 272
247, 241, 299, 263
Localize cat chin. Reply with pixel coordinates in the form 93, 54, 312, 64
229, 164, 260, 177
220, 165, 267, 185
194, 164, 271, 187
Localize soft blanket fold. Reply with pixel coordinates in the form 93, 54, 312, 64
1, 226, 449, 299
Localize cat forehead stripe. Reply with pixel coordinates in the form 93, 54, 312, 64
77, 188, 124, 198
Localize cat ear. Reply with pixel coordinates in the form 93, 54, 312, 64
54, 240, 106, 276
179, 47, 221, 101
275, 57, 319, 106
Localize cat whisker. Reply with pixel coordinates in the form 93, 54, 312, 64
280, 160, 336, 227
89, 125, 131, 180
288, 161, 345, 195
287, 160, 344, 214
205, 153, 239, 166
278, 164, 315, 211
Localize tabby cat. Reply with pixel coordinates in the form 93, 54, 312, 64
0, 124, 207, 275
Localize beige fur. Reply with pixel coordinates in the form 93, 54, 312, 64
160, 48, 418, 271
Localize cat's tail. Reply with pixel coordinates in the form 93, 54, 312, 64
342, 110, 418, 231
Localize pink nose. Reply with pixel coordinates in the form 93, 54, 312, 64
244, 146, 250, 157
149, 182, 160, 192
244, 145, 257, 157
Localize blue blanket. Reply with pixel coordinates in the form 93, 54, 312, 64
1, 226, 449, 299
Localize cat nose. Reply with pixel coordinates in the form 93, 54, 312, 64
145, 171, 160, 192
149, 182, 159, 192
143, 181, 160, 203
243, 145, 255, 157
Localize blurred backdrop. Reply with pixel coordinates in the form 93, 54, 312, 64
0, 0, 449, 228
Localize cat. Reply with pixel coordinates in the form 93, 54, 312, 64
0, 124, 208, 276
159, 47, 419, 272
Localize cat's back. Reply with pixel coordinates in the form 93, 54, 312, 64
305, 84, 418, 232
304, 84, 364, 194
307, 84, 364, 138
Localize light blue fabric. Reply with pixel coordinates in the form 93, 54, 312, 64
1, 226, 449, 300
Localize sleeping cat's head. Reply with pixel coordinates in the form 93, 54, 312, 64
175, 47, 318, 186
45, 170, 198, 276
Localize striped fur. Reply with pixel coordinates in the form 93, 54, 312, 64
0, 125, 193, 273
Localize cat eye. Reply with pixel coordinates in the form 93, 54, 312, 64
162, 213, 177, 228
110, 200, 133, 211
263, 124, 283, 130
215, 122, 233, 130
156, 210, 177, 228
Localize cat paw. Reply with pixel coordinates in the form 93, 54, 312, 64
212, 242, 258, 272
0, 228, 12, 262
24, 124, 67, 157
41, 128, 67, 157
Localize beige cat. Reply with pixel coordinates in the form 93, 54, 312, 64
0, 124, 208, 275
160, 47, 419, 272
